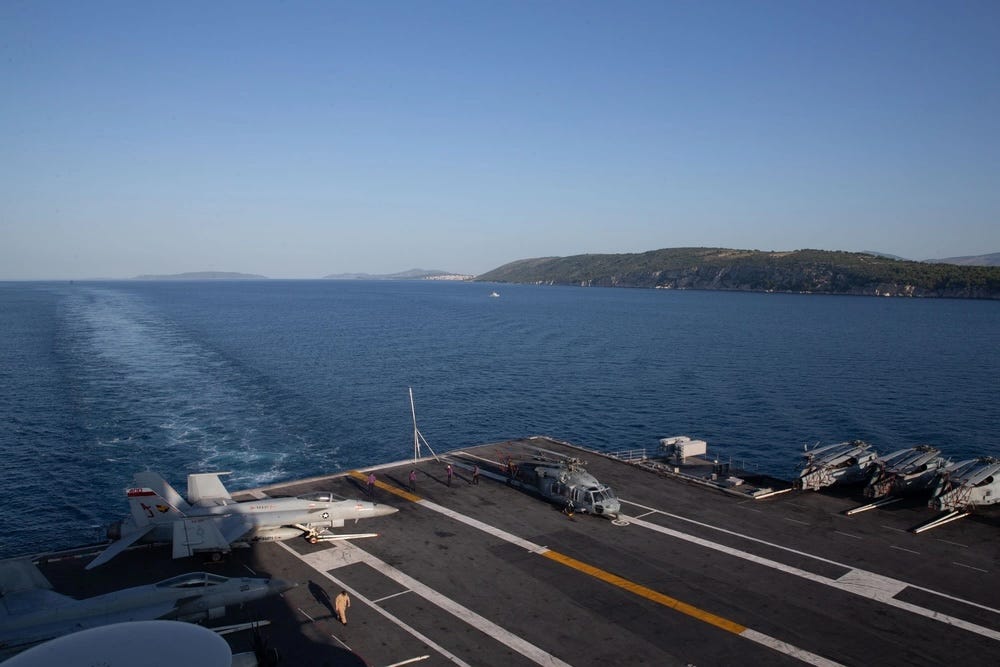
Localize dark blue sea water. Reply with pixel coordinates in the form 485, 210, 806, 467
1, 280, 997, 558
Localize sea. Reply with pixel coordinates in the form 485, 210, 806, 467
1, 280, 997, 559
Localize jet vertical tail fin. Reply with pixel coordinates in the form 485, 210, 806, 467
128, 471, 191, 527
187, 472, 234, 507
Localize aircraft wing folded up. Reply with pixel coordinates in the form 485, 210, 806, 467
216, 514, 256, 543
171, 517, 232, 559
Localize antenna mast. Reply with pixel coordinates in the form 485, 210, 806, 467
409, 387, 438, 462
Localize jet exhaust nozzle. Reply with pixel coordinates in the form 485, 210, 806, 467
106, 520, 125, 541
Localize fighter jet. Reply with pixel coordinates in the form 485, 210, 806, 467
0, 558, 292, 655
86, 471, 398, 569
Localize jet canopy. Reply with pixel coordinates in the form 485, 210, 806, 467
155, 572, 230, 589
297, 491, 345, 502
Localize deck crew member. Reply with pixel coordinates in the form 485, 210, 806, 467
335, 590, 351, 625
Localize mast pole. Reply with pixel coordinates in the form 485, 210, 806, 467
410, 386, 419, 462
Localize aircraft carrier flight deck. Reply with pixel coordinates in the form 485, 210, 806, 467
27, 437, 1000, 666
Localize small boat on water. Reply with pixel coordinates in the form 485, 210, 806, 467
489, 291, 500, 298
929, 456, 1000, 511
798, 440, 879, 491
863, 445, 947, 498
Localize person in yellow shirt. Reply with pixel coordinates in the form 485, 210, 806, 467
335, 590, 351, 625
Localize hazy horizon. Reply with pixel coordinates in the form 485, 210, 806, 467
3, 2, 998, 280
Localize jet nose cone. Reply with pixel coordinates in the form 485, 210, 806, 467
371, 503, 399, 517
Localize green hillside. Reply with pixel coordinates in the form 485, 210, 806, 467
476, 248, 1000, 299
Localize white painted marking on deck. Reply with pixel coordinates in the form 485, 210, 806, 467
622, 513, 1000, 642
739, 629, 842, 667
620, 498, 1000, 622
836, 570, 908, 599
418, 499, 551, 554
936, 538, 968, 548
329, 632, 354, 652
278, 542, 475, 667
890, 545, 920, 555
400, 502, 842, 665
297, 607, 317, 623
833, 530, 862, 540
385, 656, 431, 667
341, 543, 572, 667
373, 589, 413, 604
783, 517, 810, 525
953, 562, 989, 574
247, 490, 269, 499
880, 525, 907, 533
298, 542, 366, 569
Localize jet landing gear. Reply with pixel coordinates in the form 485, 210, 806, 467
304, 530, 327, 545
302, 529, 381, 544
200, 550, 228, 565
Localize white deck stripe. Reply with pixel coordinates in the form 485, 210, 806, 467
417, 499, 550, 553
739, 630, 843, 667
277, 541, 474, 667
289, 541, 572, 667
410, 500, 841, 665
622, 513, 1000, 642
620, 499, 1000, 618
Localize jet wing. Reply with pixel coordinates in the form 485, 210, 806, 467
172, 516, 238, 558
216, 513, 255, 544
92, 601, 180, 625
85, 524, 156, 570
4, 600, 181, 650
187, 472, 233, 507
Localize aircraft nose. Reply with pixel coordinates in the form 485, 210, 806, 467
370, 503, 399, 517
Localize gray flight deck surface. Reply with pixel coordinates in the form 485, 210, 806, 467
30, 437, 1000, 666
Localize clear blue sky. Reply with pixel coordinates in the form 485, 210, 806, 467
2, 1, 998, 279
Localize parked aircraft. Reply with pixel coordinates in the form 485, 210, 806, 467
798, 440, 880, 491
0, 558, 291, 655
86, 471, 398, 569
502, 448, 620, 518
929, 456, 1000, 511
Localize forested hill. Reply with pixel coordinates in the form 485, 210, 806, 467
476, 248, 1000, 299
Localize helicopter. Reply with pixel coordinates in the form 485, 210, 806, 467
501, 447, 621, 518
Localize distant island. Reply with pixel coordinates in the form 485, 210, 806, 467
931, 252, 1000, 267
323, 268, 472, 281
133, 271, 268, 280
475, 248, 1000, 299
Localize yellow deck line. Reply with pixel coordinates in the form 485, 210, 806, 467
350, 469, 747, 635
349, 470, 422, 504
541, 550, 747, 634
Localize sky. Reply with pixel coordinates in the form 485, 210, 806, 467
2, 1, 999, 279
